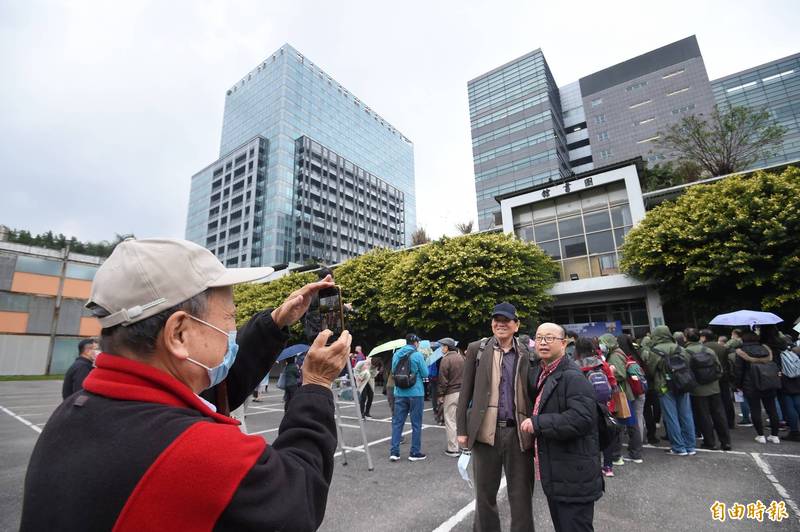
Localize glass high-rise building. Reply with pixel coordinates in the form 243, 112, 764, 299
712, 52, 800, 169
186, 44, 415, 266
468, 50, 570, 231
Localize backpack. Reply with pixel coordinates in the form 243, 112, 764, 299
780, 349, 800, 379
689, 346, 722, 385
580, 357, 613, 403
750, 361, 781, 392
719, 347, 735, 381
625, 356, 648, 396
652, 346, 697, 394
393, 353, 417, 389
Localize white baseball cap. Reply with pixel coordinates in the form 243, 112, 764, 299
87, 238, 274, 328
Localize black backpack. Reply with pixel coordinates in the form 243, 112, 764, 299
750, 361, 781, 392
652, 346, 697, 394
690, 346, 721, 385
393, 354, 417, 389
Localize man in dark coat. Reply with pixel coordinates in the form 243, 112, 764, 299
61, 338, 98, 399
521, 322, 603, 532
21, 238, 351, 532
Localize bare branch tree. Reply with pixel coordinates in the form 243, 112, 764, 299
657, 105, 785, 176
411, 227, 431, 246
455, 220, 474, 235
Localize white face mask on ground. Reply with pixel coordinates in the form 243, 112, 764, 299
184, 315, 239, 390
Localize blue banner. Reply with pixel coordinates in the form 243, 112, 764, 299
563, 321, 624, 338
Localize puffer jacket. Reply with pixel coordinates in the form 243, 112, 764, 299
734, 342, 773, 396
528, 357, 604, 503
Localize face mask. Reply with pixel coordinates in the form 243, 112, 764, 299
185, 316, 239, 389
458, 451, 473, 488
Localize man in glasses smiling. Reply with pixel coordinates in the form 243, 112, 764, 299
456, 302, 536, 532
521, 323, 603, 532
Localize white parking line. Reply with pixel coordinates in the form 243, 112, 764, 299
433, 477, 506, 532
0, 405, 42, 434
750, 452, 800, 524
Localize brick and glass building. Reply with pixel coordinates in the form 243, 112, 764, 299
471, 35, 798, 230
187, 44, 415, 266
0, 240, 103, 375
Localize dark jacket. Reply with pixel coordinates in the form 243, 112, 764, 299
22, 312, 337, 532
528, 356, 604, 504
457, 336, 534, 451
61, 356, 94, 399
734, 342, 774, 396
438, 349, 465, 396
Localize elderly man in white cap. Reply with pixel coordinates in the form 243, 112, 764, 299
21, 238, 351, 532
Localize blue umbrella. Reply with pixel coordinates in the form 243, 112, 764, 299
277, 343, 310, 362
427, 346, 445, 366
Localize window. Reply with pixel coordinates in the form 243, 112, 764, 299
65, 263, 98, 280
726, 81, 756, 93
598, 149, 613, 160
666, 87, 690, 96
629, 99, 652, 109
587, 231, 615, 254
626, 81, 648, 91
671, 103, 696, 115
591, 98, 603, 107
15, 256, 61, 276
611, 205, 632, 227
662, 69, 685, 79
637, 135, 660, 144
583, 211, 611, 232
762, 69, 794, 83
561, 236, 587, 258
597, 131, 609, 141
534, 222, 558, 241
594, 114, 606, 124
558, 217, 583, 238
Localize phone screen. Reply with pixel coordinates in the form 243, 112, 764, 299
305, 286, 344, 345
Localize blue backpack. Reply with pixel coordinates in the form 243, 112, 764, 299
580, 356, 612, 403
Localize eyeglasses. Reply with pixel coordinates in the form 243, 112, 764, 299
534, 335, 565, 344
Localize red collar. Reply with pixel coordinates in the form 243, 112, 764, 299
83, 353, 238, 425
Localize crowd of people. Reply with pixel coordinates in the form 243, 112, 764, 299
38, 237, 800, 531
377, 303, 800, 531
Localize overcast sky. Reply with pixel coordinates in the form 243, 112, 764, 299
1, 0, 798, 245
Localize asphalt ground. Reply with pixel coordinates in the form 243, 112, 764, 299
2, 380, 800, 531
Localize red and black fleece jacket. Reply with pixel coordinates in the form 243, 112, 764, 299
21, 351, 337, 531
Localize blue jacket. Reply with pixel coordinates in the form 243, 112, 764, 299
392, 345, 429, 398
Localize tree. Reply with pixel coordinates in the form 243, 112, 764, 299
379, 232, 559, 341
411, 227, 431, 246
6, 228, 134, 256
620, 166, 800, 317
455, 220, 474, 235
641, 160, 704, 192
233, 272, 316, 344
657, 105, 785, 177
333, 248, 405, 349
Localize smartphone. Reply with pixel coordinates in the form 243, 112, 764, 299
305, 285, 344, 345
